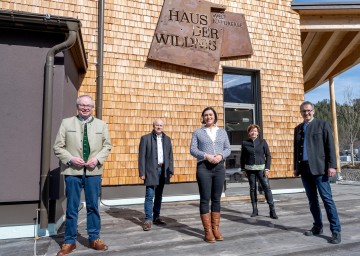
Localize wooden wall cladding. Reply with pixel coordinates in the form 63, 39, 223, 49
1, 0, 305, 185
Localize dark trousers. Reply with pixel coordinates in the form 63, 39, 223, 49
246, 170, 274, 204
299, 162, 341, 233
196, 161, 225, 214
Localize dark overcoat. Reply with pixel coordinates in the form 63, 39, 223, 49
138, 131, 174, 186
294, 118, 336, 176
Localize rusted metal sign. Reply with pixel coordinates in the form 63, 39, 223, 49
148, 0, 253, 73
215, 12, 253, 58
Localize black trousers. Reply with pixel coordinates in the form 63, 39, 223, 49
246, 170, 274, 204
196, 161, 225, 214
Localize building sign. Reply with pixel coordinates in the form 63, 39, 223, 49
148, 0, 253, 73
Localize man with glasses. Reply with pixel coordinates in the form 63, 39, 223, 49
294, 101, 341, 244
54, 95, 112, 255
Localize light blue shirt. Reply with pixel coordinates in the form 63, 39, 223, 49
303, 122, 309, 161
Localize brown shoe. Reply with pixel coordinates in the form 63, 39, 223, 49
57, 243, 76, 256
89, 238, 108, 251
143, 221, 152, 231
153, 217, 166, 225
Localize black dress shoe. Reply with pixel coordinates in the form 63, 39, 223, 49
304, 226, 323, 236
153, 217, 166, 225
329, 232, 341, 244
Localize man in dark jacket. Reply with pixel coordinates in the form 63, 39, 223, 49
294, 101, 341, 244
138, 119, 174, 231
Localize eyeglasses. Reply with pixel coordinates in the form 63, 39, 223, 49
78, 104, 94, 109
301, 109, 313, 114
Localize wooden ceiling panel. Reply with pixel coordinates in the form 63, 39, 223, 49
302, 32, 333, 75
301, 31, 316, 56
292, 3, 360, 92
304, 31, 360, 92
328, 38, 360, 78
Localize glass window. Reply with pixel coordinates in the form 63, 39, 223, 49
223, 73, 253, 103
225, 108, 254, 145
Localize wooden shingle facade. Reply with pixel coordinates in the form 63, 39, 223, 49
1, 0, 305, 186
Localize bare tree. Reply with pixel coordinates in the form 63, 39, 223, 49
339, 86, 360, 165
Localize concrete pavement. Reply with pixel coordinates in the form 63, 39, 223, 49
1, 182, 359, 256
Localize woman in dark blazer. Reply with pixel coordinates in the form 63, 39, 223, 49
190, 107, 231, 243
241, 124, 278, 219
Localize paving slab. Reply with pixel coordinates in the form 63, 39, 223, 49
0, 183, 359, 256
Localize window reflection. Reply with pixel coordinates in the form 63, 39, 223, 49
223, 74, 253, 103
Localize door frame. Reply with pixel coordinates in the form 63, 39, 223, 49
222, 67, 262, 184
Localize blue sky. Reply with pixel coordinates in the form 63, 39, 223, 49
305, 64, 360, 104
293, 0, 360, 104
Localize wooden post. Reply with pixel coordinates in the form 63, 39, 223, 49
329, 77, 341, 174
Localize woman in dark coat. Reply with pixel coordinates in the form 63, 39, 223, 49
241, 124, 278, 219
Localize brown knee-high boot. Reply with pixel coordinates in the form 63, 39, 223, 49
200, 213, 216, 243
211, 212, 224, 241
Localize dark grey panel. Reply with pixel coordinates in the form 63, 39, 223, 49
0, 203, 39, 225
0, 29, 63, 202
268, 178, 303, 189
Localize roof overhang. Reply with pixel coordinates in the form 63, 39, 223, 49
291, 2, 360, 92
0, 10, 88, 73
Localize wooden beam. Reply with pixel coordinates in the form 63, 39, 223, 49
304, 31, 360, 92
329, 77, 341, 173
328, 42, 360, 78
302, 32, 333, 81
304, 31, 340, 81
296, 8, 360, 17
302, 31, 316, 56
300, 14, 360, 31
305, 31, 357, 86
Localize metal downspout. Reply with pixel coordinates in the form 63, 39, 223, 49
40, 26, 78, 229
96, 0, 105, 119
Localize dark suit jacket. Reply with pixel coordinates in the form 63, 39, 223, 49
294, 118, 336, 176
138, 131, 174, 186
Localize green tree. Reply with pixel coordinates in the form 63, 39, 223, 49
313, 99, 345, 151
311, 93, 360, 157
338, 86, 360, 165
314, 99, 333, 123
